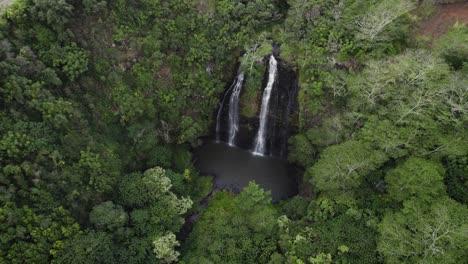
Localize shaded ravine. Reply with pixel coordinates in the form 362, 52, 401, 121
179, 53, 299, 242
177, 187, 217, 242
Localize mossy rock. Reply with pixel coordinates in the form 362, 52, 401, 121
240, 63, 266, 118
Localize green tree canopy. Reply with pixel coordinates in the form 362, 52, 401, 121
307, 140, 388, 194
377, 198, 467, 264
182, 182, 279, 264
385, 157, 446, 203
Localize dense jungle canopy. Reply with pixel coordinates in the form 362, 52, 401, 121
0, 0, 467, 263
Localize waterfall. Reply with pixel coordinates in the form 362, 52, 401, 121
215, 72, 244, 142
227, 73, 245, 146
252, 55, 278, 156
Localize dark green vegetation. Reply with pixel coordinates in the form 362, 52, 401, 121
0, 0, 466, 263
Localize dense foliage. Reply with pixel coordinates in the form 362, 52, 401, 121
0, 0, 466, 263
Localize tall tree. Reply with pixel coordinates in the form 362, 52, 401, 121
182, 182, 279, 264
378, 198, 467, 264
307, 140, 388, 194
385, 157, 446, 203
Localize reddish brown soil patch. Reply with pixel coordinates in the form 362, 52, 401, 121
195, 0, 214, 15
419, 2, 468, 37
156, 65, 171, 79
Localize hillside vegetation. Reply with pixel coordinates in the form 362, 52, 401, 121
0, 0, 466, 263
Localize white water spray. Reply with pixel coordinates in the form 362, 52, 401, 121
252, 55, 277, 156
227, 73, 244, 146
215, 72, 244, 143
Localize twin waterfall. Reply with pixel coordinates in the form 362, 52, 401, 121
216, 55, 278, 156
215, 73, 245, 144
227, 74, 245, 146
252, 55, 277, 155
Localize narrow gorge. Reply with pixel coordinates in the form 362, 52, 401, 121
195, 52, 298, 200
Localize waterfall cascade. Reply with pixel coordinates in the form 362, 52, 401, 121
215, 72, 244, 144
214, 53, 295, 157
227, 73, 245, 146
252, 55, 278, 156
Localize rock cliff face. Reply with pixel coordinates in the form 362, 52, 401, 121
215, 55, 298, 157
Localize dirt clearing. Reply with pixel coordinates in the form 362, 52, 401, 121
419, 2, 468, 37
